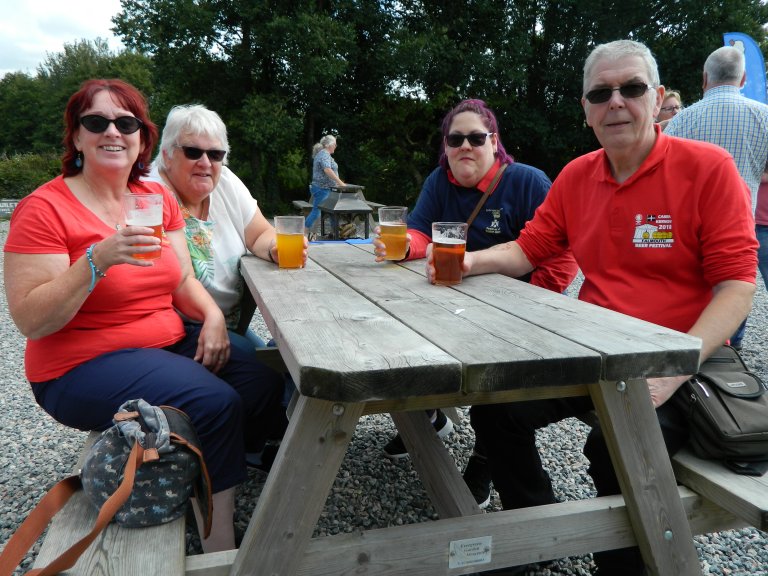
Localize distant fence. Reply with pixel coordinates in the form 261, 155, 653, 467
0, 199, 19, 218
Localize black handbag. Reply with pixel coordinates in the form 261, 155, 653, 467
674, 345, 768, 474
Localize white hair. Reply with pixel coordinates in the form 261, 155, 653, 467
155, 104, 229, 171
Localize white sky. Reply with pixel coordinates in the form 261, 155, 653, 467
0, 0, 124, 78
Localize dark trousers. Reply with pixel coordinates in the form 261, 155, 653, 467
33, 324, 287, 493
471, 394, 689, 575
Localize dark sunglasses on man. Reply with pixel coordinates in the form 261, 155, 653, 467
445, 132, 494, 148
80, 115, 143, 135
175, 145, 227, 163
584, 82, 653, 104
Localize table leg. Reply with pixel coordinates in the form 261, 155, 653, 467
392, 411, 482, 519
230, 395, 364, 576
588, 378, 700, 576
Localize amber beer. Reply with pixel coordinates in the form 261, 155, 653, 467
123, 193, 164, 260
274, 215, 305, 269
433, 239, 466, 285
377, 206, 408, 261
379, 223, 407, 260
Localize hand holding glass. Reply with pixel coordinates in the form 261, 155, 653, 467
123, 193, 163, 260
377, 206, 408, 261
274, 215, 305, 269
431, 222, 467, 285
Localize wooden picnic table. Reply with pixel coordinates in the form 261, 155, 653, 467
222, 241, 703, 576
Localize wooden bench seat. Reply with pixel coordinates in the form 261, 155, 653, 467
292, 199, 313, 214
672, 448, 768, 532
32, 431, 187, 575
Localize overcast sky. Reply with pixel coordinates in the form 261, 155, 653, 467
0, 0, 124, 78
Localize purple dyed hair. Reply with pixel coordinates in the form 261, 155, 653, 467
438, 99, 514, 171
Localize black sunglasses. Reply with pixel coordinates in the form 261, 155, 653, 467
80, 115, 143, 135
445, 132, 494, 148
584, 82, 653, 104
175, 145, 226, 163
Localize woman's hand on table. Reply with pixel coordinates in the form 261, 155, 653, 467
373, 226, 411, 263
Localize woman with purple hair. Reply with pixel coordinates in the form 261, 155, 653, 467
374, 99, 577, 511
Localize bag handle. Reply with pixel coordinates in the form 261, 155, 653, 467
466, 163, 508, 228
0, 441, 144, 576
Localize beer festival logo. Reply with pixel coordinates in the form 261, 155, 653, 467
632, 213, 674, 249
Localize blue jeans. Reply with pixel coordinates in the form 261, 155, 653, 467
306, 185, 330, 230
730, 225, 767, 347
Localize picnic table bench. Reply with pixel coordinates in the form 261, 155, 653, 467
31, 432, 186, 575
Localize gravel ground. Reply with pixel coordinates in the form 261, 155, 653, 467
1, 217, 767, 575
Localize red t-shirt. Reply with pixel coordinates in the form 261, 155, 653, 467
5, 176, 186, 381
517, 128, 758, 333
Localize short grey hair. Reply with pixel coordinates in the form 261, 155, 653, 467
704, 46, 745, 86
155, 104, 229, 171
583, 40, 660, 95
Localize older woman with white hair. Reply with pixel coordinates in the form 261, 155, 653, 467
148, 104, 306, 352
307, 134, 345, 235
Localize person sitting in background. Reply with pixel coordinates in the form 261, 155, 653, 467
307, 135, 345, 237
435, 40, 757, 575
3, 79, 288, 553
147, 104, 306, 357
656, 88, 682, 129
373, 99, 578, 509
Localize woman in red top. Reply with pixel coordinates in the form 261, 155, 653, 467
3, 79, 285, 552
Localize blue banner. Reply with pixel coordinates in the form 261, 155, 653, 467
723, 32, 767, 104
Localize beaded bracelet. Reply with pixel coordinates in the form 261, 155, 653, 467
85, 243, 107, 293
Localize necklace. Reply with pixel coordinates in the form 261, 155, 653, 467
82, 175, 124, 230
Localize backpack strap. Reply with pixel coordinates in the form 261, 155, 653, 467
0, 441, 144, 576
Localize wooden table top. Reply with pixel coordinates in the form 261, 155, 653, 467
240, 242, 701, 402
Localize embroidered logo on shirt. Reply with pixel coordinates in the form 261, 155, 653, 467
485, 209, 502, 234
632, 213, 674, 249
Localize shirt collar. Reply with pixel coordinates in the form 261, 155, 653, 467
593, 123, 666, 185
447, 158, 503, 193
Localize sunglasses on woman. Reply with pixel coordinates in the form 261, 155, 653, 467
80, 115, 143, 135
445, 132, 494, 148
175, 145, 226, 163
584, 82, 653, 104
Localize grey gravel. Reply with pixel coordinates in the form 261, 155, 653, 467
1, 217, 767, 575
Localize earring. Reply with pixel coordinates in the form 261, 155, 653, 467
137, 161, 145, 170
75, 152, 83, 169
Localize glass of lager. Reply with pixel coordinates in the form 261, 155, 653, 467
123, 193, 163, 260
377, 206, 408, 260
432, 222, 467, 286
274, 215, 305, 269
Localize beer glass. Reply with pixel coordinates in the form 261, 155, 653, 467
377, 206, 408, 260
123, 193, 163, 260
274, 215, 305, 269
431, 222, 467, 286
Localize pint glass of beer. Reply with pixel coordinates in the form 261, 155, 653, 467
432, 222, 468, 286
377, 206, 408, 260
274, 215, 305, 269
123, 193, 163, 260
